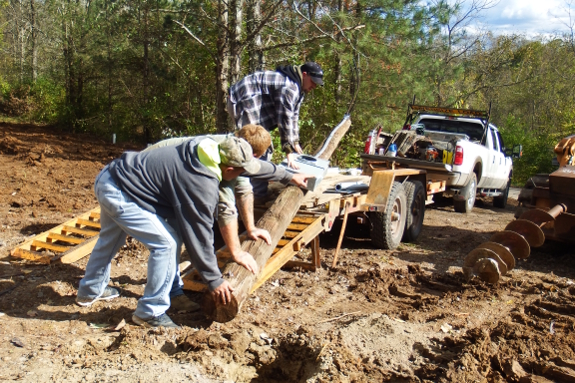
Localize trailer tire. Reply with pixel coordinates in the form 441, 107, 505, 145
369, 181, 407, 250
403, 180, 426, 242
454, 173, 477, 213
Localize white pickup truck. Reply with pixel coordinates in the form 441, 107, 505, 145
362, 104, 522, 213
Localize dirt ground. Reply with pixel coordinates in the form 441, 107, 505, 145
1, 122, 575, 383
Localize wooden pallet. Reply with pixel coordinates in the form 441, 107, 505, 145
181, 212, 329, 294
10, 207, 101, 264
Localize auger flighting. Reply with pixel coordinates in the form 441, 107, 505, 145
463, 203, 567, 283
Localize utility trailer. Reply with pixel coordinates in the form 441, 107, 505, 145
9, 168, 429, 295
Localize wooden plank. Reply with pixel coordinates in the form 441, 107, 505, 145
286, 223, 308, 231
332, 202, 350, 267
291, 216, 317, 224
11, 249, 52, 264
427, 180, 446, 194
30, 240, 70, 253
311, 236, 320, 270
283, 230, 300, 239
277, 239, 290, 247
364, 169, 395, 207
179, 261, 192, 273
61, 226, 99, 237
76, 218, 101, 229
57, 235, 100, 264
89, 212, 100, 220
47, 233, 84, 245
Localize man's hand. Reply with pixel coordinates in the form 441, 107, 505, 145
287, 153, 300, 169
290, 173, 313, 188
247, 228, 272, 245
294, 143, 303, 154
232, 251, 259, 274
212, 280, 234, 305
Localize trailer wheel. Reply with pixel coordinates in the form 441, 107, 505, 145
369, 181, 407, 250
403, 180, 426, 242
454, 173, 477, 213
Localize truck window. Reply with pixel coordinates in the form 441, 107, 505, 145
490, 128, 500, 152
496, 131, 506, 152
418, 119, 484, 142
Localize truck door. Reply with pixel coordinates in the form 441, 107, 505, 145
487, 127, 507, 189
492, 130, 511, 189
481, 126, 499, 188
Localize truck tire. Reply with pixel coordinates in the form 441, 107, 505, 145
454, 173, 477, 213
493, 179, 510, 208
369, 181, 407, 250
403, 180, 426, 242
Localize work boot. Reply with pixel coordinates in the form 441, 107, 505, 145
170, 294, 201, 312
76, 286, 120, 307
132, 313, 180, 329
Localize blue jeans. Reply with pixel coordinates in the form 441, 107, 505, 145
78, 168, 182, 319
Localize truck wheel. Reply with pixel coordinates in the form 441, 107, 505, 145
493, 179, 510, 208
369, 181, 407, 250
403, 180, 426, 242
454, 173, 477, 213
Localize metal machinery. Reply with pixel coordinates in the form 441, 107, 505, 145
463, 135, 575, 283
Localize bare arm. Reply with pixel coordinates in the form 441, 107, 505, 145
236, 192, 272, 245
219, 219, 259, 275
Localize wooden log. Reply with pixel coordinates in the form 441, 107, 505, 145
203, 116, 352, 322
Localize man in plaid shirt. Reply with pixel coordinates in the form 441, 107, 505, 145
227, 61, 324, 199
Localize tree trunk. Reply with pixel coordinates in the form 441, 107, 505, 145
30, 0, 37, 83
142, 9, 151, 143
203, 117, 352, 322
247, 0, 264, 72
229, 0, 243, 85
106, 0, 113, 134
215, 0, 230, 133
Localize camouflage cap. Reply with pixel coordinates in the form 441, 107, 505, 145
219, 136, 261, 174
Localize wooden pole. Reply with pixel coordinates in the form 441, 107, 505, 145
203, 117, 352, 322
332, 202, 350, 268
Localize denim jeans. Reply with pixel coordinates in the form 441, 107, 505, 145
78, 167, 180, 319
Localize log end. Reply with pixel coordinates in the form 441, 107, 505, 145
202, 293, 240, 323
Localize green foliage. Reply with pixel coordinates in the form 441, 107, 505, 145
28, 78, 64, 123
498, 115, 558, 185
0, 0, 573, 185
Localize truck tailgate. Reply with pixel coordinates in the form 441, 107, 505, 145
361, 153, 454, 173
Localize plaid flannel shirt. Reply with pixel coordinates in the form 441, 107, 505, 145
228, 71, 304, 150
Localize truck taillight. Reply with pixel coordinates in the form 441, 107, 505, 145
364, 134, 373, 154
364, 129, 378, 154
454, 146, 464, 165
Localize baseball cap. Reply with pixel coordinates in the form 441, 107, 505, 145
219, 137, 261, 174
301, 62, 324, 86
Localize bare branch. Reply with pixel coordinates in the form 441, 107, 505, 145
292, 1, 338, 43
173, 20, 206, 47
256, 25, 364, 53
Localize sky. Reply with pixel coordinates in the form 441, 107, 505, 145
465, 0, 573, 37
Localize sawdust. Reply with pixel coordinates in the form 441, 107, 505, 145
1, 122, 575, 382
